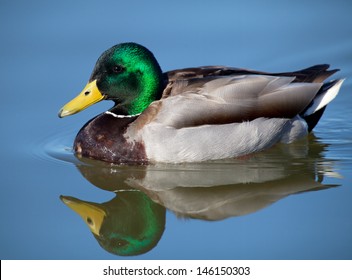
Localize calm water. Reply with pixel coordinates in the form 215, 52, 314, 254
1, 0, 352, 259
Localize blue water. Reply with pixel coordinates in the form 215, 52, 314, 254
0, 0, 351, 259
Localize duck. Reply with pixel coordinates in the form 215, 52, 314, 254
58, 42, 344, 164
60, 191, 165, 256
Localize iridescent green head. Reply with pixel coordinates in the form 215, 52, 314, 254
60, 191, 166, 256
59, 42, 164, 117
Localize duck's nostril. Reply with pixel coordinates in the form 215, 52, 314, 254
84, 91, 90, 96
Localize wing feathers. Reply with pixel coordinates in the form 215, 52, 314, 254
139, 65, 341, 130
259, 82, 322, 118
151, 75, 322, 128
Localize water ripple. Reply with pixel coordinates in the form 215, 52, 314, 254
29, 125, 80, 166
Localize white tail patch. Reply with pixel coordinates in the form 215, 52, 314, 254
303, 79, 345, 116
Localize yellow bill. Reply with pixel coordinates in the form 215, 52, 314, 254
58, 80, 105, 118
60, 195, 106, 236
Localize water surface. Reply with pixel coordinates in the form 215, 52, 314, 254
0, 0, 351, 259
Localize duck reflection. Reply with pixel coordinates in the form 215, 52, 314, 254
60, 135, 340, 255
60, 191, 165, 256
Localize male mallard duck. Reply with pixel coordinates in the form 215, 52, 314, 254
60, 191, 165, 256
59, 42, 344, 164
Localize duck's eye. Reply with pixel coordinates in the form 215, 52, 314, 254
112, 65, 124, 74
116, 239, 128, 247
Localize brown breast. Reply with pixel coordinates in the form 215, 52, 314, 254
74, 113, 148, 164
